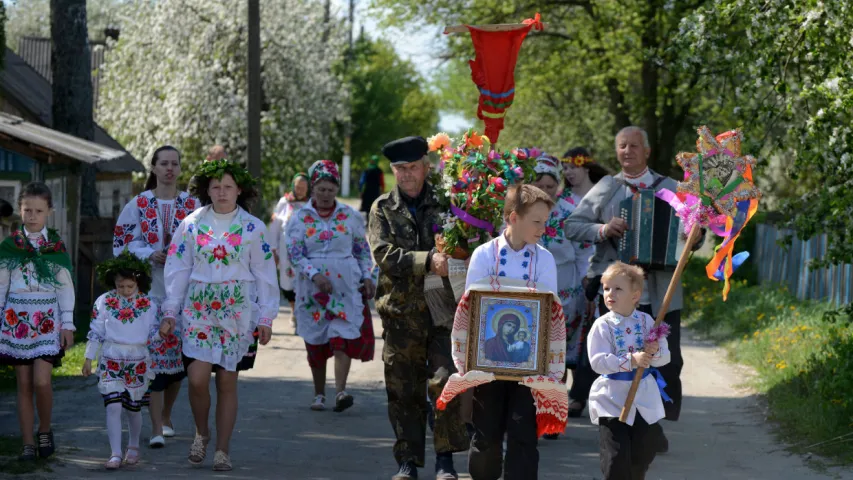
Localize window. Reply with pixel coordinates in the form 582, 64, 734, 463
0, 180, 21, 206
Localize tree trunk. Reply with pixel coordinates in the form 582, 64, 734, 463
51, 0, 98, 217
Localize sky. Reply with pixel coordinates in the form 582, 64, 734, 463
331, 0, 470, 132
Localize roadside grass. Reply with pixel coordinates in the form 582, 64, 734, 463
683, 257, 853, 464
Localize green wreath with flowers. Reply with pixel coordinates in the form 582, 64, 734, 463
193, 159, 256, 189
97, 249, 153, 291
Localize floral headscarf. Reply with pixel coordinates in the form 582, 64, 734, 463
308, 160, 340, 187
534, 153, 561, 181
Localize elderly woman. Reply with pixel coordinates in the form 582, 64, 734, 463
160, 160, 277, 471
113, 145, 198, 447
271, 173, 310, 328
286, 160, 376, 413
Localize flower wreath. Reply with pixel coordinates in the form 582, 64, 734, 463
561, 154, 593, 167
192, 159, 256, 190
96, 249, 153, 290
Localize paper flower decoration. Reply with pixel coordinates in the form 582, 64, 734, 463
657, 127, 761, 300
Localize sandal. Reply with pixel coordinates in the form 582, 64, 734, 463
213, 450, 232, 471
123, 446, 141, 465
105, 454, 123, 470
333, 391, 354, 412
187, 434, 210, 465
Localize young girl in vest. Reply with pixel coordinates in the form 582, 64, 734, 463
0, 182, 75, 461
83, 250, 159, 469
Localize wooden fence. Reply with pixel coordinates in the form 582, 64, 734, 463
754, 223, 853, 306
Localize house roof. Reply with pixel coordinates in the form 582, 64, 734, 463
17, 37, 106, 118
0, 112, 128, 165
0, 47, 144, 172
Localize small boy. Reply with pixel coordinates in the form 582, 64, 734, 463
587, 262, 671, 480
461, 184, 560, 480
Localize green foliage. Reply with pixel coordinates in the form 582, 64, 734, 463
336, 34, 440, 173
685, 258, 853, 463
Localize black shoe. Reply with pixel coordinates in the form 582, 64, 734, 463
567, 399, 585, 418
435, 453, 458, 479
392, 461, 418, 479
18, 444, 36, 461
37, 431, 55, 458
543, 433, 560, 440
333, 392, 354, 412
657, 432, 669, 454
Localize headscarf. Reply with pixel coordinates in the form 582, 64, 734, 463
308, 160, 341, 187
286, 172, 309, 202
368, 155, 380, 168
534, 153, 561, 181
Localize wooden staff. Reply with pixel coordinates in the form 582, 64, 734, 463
444, 23, 549, 34
619, 222, 702, 422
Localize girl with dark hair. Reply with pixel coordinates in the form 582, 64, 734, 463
558, 146, 609, 427
0, 182, 75, 461
160, 160, 277, 471
83, 250, 160, 469
113, 145, 198, 448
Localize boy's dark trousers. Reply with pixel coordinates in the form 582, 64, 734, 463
599, 413, 663, 480
468, 380, 539, 480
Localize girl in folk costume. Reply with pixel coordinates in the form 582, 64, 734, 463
113, 145, 198, 447
82, 251, 159, 469
588, 262, 670, 480
286, 160, 376, 412
160, 159, 277, 471
437, 185, 568, 480
0, 183, 75, 461
271, 172, 309, 328
560, 146, 609, 419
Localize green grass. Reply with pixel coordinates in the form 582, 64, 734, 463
0, 434, 53, 474
683, 258, 853, 464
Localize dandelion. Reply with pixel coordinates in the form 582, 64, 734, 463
757, 313, 765, 321
775, 361, 787, 369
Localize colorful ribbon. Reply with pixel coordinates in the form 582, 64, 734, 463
451, 204, 495, 233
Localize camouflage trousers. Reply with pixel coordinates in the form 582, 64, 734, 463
383, 323, 470, 467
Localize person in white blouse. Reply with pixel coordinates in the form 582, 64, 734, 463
0, 182, 75, 461
270, 172, 309, 329
82, 251, 160, 469
113, 145, 199, 448
159, 160, 277, 472
587, 262, 670, 480
286, 160, 376, 413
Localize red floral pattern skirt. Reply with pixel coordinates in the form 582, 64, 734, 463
305, 302, 375, 368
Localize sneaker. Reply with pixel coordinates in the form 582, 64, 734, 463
149, 435, 166, 448
310, 394, 326, 411
162, 425, 176, 437
18, 444, 36, 462
434, 453, 458, 479
333, 391, 354, 412
37, 431, 55, 458
392, 461, 418, 479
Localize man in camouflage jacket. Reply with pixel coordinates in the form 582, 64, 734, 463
369, 136, 469, 480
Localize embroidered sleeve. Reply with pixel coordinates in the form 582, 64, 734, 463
350, 210, 374, 280
285, 211, 318, 281
587, 319, 633, 374
84, 296, 106, 360
464, 245, 491, 292
248, 222, 278, 327
163, 219, 194, 318
0, 267, 9, 312
56, 266, 75, 330
114, 197, 156, 260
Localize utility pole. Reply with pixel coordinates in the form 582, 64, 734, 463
247, 0, 262, 184
341, 0, 355, 197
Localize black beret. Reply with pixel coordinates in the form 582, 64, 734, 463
382, 136, 428, 165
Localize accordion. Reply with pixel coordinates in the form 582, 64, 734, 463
617, 189, 685, 271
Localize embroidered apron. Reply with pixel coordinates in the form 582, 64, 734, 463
97, 343, 154, 401
147, 294, 184, 375
0, 292, 61, 359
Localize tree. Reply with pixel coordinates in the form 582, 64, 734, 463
675, 0, 853, 267
7, 0, 125, 51
340, 34, 440, 172
372, 0, 728, 174
98, 0, 347, 199
51, 0, 98, 216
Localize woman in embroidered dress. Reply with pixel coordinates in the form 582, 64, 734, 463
0, 182, 75, 461
83, 251, 159, 469
286, 160, 376, 413
271, 173, 309, 329
160, 160, 277, 471
113, 145, 198, 447
559, 147, 609, 419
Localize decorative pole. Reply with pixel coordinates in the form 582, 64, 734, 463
247, 0, 262, 184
